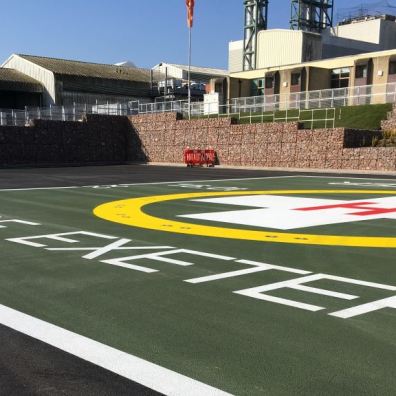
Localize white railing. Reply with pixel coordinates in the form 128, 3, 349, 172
188, 103, 336, 128
243, 107, 336, 129
1, 81, 396, 127
137, 100, 189, 114
0, 102, 136, 127
229, 82, 396, 113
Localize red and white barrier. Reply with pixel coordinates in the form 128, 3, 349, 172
183, 147, 216, 167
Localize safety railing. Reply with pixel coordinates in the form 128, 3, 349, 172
230, 82, 396, 113
261, 107, 336, 129
1, 81, 395, 127
137, 100, 189, 114
189, 102, 336, 129
0, 102, 136, 127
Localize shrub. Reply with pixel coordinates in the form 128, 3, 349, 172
372, 129, 396, 147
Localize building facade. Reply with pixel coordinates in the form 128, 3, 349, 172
0, 68, 43, 109
151, 62, 228, 101
228, 14, 396, 103
1, 54, 157, 107
229, 48, 396, 103
229, 15, 396, 74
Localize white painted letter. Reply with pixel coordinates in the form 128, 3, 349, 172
7, 231, 116, 248
45, 238, 173, 259
185, 259, 310, 284
234, 274, 361, 312
330, 296, 396, 319
0, 219, 40, 228
101, 249, 235, 273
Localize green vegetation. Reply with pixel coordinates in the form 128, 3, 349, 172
191, 103, 392, 130
335, 103, 392, 130
372, 129, 396, 147
235, 103, 392, 129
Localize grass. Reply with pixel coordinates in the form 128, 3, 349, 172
335, 103, 392, 130
236, 103, 392, 130
192, 103, 392, 130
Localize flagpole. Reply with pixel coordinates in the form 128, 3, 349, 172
188, 25, 192, 120
186, 0, 194, 120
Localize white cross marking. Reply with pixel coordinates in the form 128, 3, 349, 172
179, 195, 396, 230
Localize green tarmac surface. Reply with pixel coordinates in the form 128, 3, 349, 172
0, 176, 395, 395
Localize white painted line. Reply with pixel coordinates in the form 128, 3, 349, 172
0, 304, 231, 396
0, 186, 80, 192
300, 175, 396, 181
166, 175, 297, 183
330, 296, 396, 319
0, 173, 394, 192
0, 175, 298, 192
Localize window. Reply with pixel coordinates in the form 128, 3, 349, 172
355, 64, 368, 79
291, 73, 301, 86
389, 60, 396, 75
265, 76, 274, 89
253, 79, 265, 95
331, 68, 350, 89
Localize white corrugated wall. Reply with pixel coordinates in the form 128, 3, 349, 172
228, 41, 243, 73
256, 30, 304, 69
2, 55, 56, 106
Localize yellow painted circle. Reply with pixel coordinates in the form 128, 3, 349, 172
93, 190, 396, 248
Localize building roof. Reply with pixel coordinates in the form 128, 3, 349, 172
155, 62, 228, 77
18, 54, 153, 82
0, 68, 43, 92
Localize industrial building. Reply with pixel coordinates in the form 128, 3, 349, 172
228, 1, 396, 102
1, 54, 158, 107
230, 15, 396, 74
229, 47, 396, 105
151, 62, 228, 101
0, 55, 228, 109
2, 1, 396, 112
0, 68, 43, 109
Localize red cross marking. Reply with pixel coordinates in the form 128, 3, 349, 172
294, 202, 396, 216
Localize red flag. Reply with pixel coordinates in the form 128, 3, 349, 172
186, 0, 195, 28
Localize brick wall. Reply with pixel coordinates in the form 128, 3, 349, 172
129, 113, 396, 172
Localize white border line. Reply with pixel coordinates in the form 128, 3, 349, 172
0, 186, 81, 192
299, 175, 396, 181
0, 304, 231, 396
0, 175, 297, 192
1, 174, 396, 192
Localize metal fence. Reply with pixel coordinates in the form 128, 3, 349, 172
1, 81, 396, 127
239, 107, 336, 128
0, 103, 136, 127
229, 82, 396, 113
0, 100, 193, 127
137, 100, 189, 114
139, 81, 396, 119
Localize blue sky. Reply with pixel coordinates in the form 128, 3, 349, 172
0, 0, 392, 69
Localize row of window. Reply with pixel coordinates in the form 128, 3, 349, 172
253, 60, 396, 95
254, 73, 301, 95
355, 61, 396, 78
